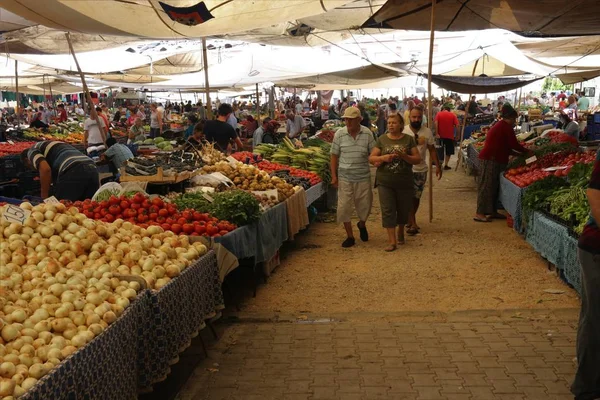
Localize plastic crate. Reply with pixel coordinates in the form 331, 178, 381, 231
0, 155, 25, 180
594, 113, 600, 124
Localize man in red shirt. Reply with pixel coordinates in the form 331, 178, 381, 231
434, 105, 459, 170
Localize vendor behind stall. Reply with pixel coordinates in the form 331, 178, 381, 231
128, 118, 146, 144
184, 114, 199, 140
185, 121, 207, 152
29, 109, 49, 129
21, 141, 99, 201
102, 137, 134, 175
559, 112, 580, 140
56, 104, 68, 123
474, 105, 529, 222
84, 114, 107, 149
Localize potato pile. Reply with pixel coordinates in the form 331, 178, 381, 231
201, 162, 295, 201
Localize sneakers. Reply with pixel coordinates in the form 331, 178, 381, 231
357, 223, 369, 242
342, 237, 356, 248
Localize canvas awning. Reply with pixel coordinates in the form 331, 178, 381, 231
0, 0, 353, 39
364, 0, 600, 37
555, 69, 600, 85
514, 36, 600, 58
430, 75, 542, 94
273, 63, 410, 89
442, 55, 528, 77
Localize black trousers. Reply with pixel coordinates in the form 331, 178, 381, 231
54, 163, 100, 202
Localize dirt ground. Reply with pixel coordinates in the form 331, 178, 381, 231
241, 161, 581, 314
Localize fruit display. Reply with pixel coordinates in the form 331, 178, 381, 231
505, 150, 595, 187
0, 142, 36, 158
0, 201, 209, 398
23, 128, 83, 144
67, 193, 236, 236
200, 162, 295, 201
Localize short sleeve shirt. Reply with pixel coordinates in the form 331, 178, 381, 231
204, 120, 237, 152
403, 125, 434, 173
330, 126, 375, 182
374, 134, 416, 188
286, 115, 306, 138
104, 143, 133, 170
84, 118, 106, 144
27, 141, 94, 182
435, 110, 459, 139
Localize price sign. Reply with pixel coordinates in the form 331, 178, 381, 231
44, 196, 60, 204
226, 156, 238, 166
525, 155, 537, 165
202, 193, 214, 203
7, 140, 14, 145
0, 204, 31, 225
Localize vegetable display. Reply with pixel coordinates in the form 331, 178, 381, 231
0, 142, 36, 158
209, 190, 262, 227
263, 137, 331, 183
0, 201, 208, 398
68, 193, 236, 236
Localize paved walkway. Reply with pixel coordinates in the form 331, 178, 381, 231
177, 311, 579, 400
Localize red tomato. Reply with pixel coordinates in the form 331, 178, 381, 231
161, 223, 171, 231
151, 197, 165, 208
94, 213, 102, 219
133, 192, 146, 204
149, 206, 159, 214
194, 224, 206, 235
99, 200, 109, 209
182, 224, 195, 234
158, 209, 169, 217
182, 210, 192, 221
100, 208, 109, 217
84, 211, 94, 218
149, 213, 158, 221
137, 214, 148, 223
171, 224, 182, 234
142, 200, 152, 209
166, 218, 175, 225
127, 209, 138, 218
120, 201, 130, 211
212, 234, 221, 238
109, 196, 120, 206
109, 205, 121, 216
192, 211, 202, 221
177, 217, 187, 226
156, 216, 166, 224
105, 214, 115, 223
219, 230, 229, 236
131, 203, 141, 210
207, 224, 219, 235
167, 205, 177, 215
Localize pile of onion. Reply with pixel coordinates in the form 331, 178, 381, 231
0, 202, 207, 398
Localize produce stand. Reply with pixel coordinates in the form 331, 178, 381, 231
525, 211, 582, 295
139, 250, 223, 389
21, 291, 151, 400
463, 123, 485, 140
499, 175, 527, 232
119, 167, 198, 184
305, 182, 327, 207
286, 188, 310, 240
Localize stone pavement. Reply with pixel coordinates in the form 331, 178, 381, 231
177, 310, 579, 400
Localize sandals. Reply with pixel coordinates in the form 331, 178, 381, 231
473, 216, 491, 223
385, 244, 397, 252
406, 226, 419, 235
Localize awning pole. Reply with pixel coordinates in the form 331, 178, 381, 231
15, 60, 19, 125
47, 75, 54, 108
269, 86, 275, 119
456, 58, 479, 172
178, 89, 184, 107
255, 83, 260, 124
426, 0, 436, 223
202, 38, 213, 119
65, 33, 100, 133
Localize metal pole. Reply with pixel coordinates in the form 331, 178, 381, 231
255, 83, 261, 124
65, 33, 99, 126
202, 38, 213, 119
426, 0, 436, 223
269, 86, 275, 119
15, 60, 19, 125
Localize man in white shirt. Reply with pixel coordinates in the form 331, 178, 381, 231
285, 111, 306, 139
83, 116, 107, 149
74, 104, 85, 116
404, 107, 442, 235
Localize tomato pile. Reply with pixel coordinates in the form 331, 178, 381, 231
0, 141, 36, 157
256, 160, 321, 186
230, 151, 261, 163
545, 130, 578, 146
505, 151, 596, 187
66, 193, 236, 237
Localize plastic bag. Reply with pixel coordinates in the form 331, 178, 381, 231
92, 182, 122, 201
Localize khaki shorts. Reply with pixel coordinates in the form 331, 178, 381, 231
337, 179, 373, 224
